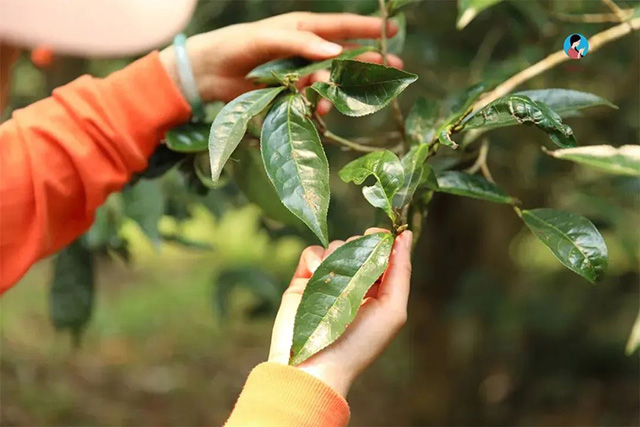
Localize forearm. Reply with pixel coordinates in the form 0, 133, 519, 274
0, 52, 190, 292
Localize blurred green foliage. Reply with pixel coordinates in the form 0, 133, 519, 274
1, 0, 639, 425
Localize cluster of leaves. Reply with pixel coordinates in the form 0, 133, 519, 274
49, 0, 640, 358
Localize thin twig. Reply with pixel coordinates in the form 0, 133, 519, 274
323, 130, 383, 153
471, 17, 640, 114
464, 139, 490, 175
553, 10, 633, 24
469, 27, 504, 81
602, 0, 628, 22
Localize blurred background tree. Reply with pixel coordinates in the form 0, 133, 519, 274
1, 0, 638, 425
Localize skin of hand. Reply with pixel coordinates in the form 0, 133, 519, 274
268, 228, 413, 397
159, 12, 403, 114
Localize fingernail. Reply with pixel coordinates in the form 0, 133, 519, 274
316, 42, 342, 56
309, 257, 322, 274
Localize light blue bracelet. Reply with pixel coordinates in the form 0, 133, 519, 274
173, 33, 205, 120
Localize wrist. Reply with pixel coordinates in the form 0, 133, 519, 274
296, 362, 353, 398
159, 38, 210, 110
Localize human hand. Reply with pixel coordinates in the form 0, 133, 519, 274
159, 12, 403, 114
268, 228, 413, 397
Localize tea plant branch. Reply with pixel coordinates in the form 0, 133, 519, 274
464, 139, 494, 182
378, 0, 407, 147
553, 10, 634, 24
470, 27, 504, 81
312, 110, 385, 153
601, 0, 628, 22
471, 17, 640, 113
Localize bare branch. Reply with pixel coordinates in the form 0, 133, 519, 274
601, 0, 629, 22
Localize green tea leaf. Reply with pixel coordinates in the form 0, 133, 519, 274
50, 239, 95, 344
429, 170, 516, 204
122, 179, 165, 245
339, 150, 404, 219
393, 144, 430, 208
463, 95, 577, 148
545, 145, 640, 176
387, 12, 406, 55
290, 232, 394, 365
310, 60, 418, 117
516, 89, 617, 117
522, 208, 608, 283
626, 311, 640, 355
209, 87, 285, 182
405, 97, 440, 145
233, 147, 302, 227
437, 83, 489, 148
388, 0, 418, 15
165, 122, 210, 153
261, 94, 330, 246
457, 0, 503, 29
247, 46, 376, 85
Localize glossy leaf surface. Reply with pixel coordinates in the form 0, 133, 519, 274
516, 89, 617, 117
437, 83, 488, 148
457, 0, 503, 29
50, 240, 95, 344
405, 97, 440, 145
339, 150, 403, 219
290, 232, 394, 365
165, 122, 210, 153
464, 95, 577, 148
261, 94, 330, 246
546, 145, 640, 176
393, 144, 430, 208
428, 170, 516, 204
209, 87, 285, 182
310, 60, 418, 117
247, 46, 376, 84
233, 147, 302, 227
522, 208, 608, 283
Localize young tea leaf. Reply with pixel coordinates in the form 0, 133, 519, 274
521, 208, 608, 283
393, 144, 430, 208
246, 46, 376, 85
457, 0, 503, 29
545, 145, 640, 176
50, 239, 95, 345
428, 170, 517, 204
261, 94, 330, 246
626, 311, 640, 355
463, 95, 577, 148
165, 122, 210, 153
290, 232, 394, 365
310, 60, 418, 117
339, 150, 404, 220
405, 97, 440, 145
436, 83, 489, 148
209, 87, 285, 182
516, 89, 617, 117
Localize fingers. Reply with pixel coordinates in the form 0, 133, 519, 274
377, 230, 413, 310
324, 240, 345, 259
365, 227, 390, 235
294, 12, 398, 40
292, 246, 325, 280
355, 51, 404, 69
250, 29, 343, 63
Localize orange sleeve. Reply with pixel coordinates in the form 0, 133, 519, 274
225, 362, 350, 427
0, 52, 191, 293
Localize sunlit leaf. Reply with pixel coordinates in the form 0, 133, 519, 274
165, 122, 210, 153
50, 239, 95, 345
247, 46, 376, 85
261, 94, 330, 246
339, 150, 404, 219
393, 144, 430, 208
463, 95, 577, 148
405, 97, 440, 145
457, 0, 503, 29
209, 87, 285, 182
516, 89, 617, 117
521, 208, 608, 283
290, 232, 394, 365
545, 145, 640, 176
233, 147, 302, 227
310, 60, 418, 117
427, 170, 516, 204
